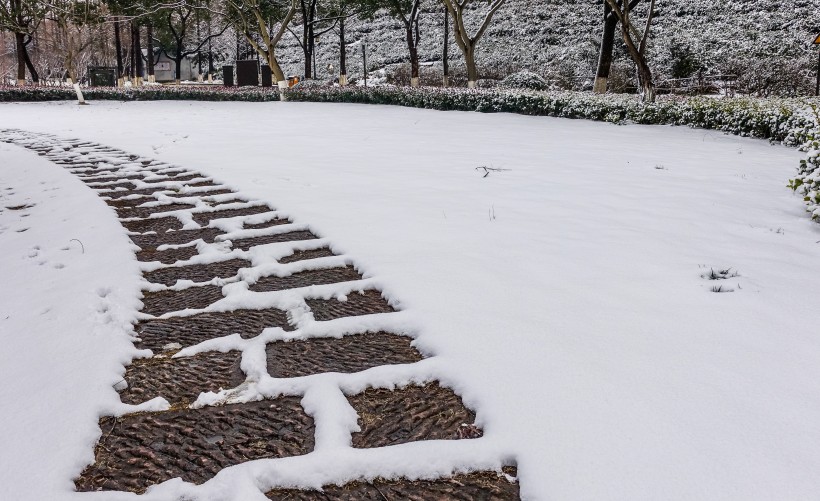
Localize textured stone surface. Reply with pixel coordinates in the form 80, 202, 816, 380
306, 290, 395, 321
139, 285, 225, 316
266, 470, 520, 500
267, 332, 423, 378
229, 230, 318, 251
142, 258, 249, 286
135, 307, 292, 351
120, 351, 244, 406
75, 399, 315, 493
348, 383, 479, 448
278, 247, 336, 264
250, 266, 362, 292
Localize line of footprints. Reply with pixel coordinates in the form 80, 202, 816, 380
0, 129, 520, 500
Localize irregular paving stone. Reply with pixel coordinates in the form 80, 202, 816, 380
249, 266, 362, 292
266, 470, 520, 500
116, 202, 196, 220
143, 173, 202, 183
278, 247, 336, 264
244, 218, 292, 230
101, 187, 164, 199
306, 290, 395, 321
267, 332, 423, 378
191, 205, 274, 226
142, 258, 249, 286
129, 227, 224, 249
229, 230, 318, 252
75, 399, 315, 493
93, 181, 135, 191
120, 351, 245, 406
135, 244, 199, 265
166, 188, 233, 198
122, 216, 184, 235
135, 308, 292, 351
139, 285, 225, 316
348, 383, 479, 448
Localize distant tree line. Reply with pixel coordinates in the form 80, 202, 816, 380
2, 0, 805, 102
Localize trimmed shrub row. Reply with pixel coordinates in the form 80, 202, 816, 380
0, 85, 281, 102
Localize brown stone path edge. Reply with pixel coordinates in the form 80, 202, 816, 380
1, 131, 520, 499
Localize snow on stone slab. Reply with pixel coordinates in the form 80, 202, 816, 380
1, 101, 820, 500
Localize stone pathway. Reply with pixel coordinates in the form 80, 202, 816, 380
1, 130, 520, 499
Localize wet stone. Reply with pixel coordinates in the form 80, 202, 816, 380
142, 258, 250, 286
74, 399, 315, 493
191, 205, 274, 226
267, 332, 423, 378
116, 202, 195, 220
120, 351, 245, 406
139, 285, 224, 316
230, 230, 318, 252
306, 290, 395, 321
130, 227, 224, 249
249, 266, 362, 293
135, 244, 199, 265
348, 383, 480, 449
278, 247, 336, 264
135, 308, 292, 351
266, 471, 521, 500
122, 215, 184, 235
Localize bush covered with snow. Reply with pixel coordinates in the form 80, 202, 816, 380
0, 85, 281, 102
499, 71, 550, 91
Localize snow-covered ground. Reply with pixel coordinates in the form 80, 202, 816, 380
1, 101, 819, 500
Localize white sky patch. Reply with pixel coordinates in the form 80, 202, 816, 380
1, 101, 820, 500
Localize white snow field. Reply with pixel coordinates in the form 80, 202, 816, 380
1, 101, 820, 500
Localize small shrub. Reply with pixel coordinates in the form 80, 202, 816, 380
499, 70, 549, 91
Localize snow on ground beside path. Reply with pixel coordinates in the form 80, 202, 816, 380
0, 142, 145, 500
1, 101, 820, 500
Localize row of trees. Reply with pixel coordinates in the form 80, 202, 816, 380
1, 0, 662, 101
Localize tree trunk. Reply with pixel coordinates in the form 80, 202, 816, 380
338, 17, 347, 85
443, 8, 449, 87
594, 8, 617, 94
636, 58, 655, 102
14, 32, 26, 85
134, 23, 143, 85
146, 20, 155, 83
114, 18, 124, 86
22, 37, 38, 84
465, 46, 478, 87
406, 25, 419, 87
175, 57, 183, 85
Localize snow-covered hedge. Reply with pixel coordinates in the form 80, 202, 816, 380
0, 85, 281, 102
499, 71, 550, 91
287, 86, 820, 220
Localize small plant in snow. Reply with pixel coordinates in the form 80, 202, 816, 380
702, 268, 739, 280
710, 285, 735, 293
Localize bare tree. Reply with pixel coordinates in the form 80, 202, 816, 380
0, 0, 43, 85
604, 0, 656, 102
440, 0, 506, 88
223, 0, 298, 89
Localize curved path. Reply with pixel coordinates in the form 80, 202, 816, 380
0, 129, 519, 499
